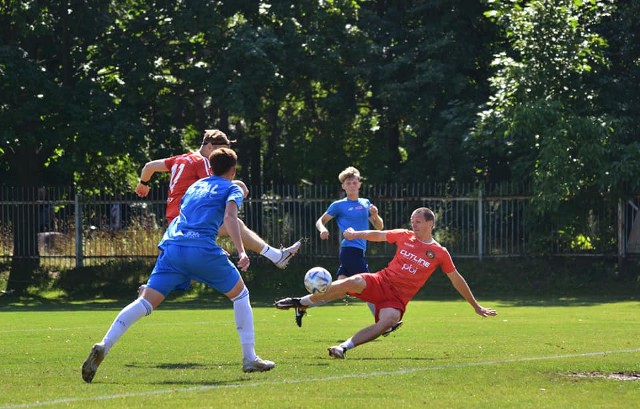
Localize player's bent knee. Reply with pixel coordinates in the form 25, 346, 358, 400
345, 275, 367, 291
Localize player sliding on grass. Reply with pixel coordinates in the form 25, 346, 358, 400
275, 207, 497, 359
82, 148, 274, 383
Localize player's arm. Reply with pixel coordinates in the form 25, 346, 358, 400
135, 159, 169, 197
446, 270, 497, 317
369, 204, 384, 230
223, 200, 250, 272
316, 212, 334, 240
342, 227, 388, 242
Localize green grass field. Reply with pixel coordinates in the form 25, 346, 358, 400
0, 294, 638, 409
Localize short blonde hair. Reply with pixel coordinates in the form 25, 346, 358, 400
338, 166, 361, 183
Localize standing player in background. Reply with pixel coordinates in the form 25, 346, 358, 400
82, 148, 275, 383
287, 167, 398, 334
275, 207, 497, 359
134, 129, 301, 269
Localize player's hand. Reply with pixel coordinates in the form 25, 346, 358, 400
319, 230, 329, 240
343, 227, 356, 240
237, 252, 250, 272
135, 183, 150, 197
370, 204, 379, 217
475, 305, 497, 317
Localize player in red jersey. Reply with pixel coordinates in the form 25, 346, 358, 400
275, 207, 496, 358
135, 129, 301, 269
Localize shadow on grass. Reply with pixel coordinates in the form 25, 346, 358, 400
2, 255, 638, 311
125, 362, 217, 370
119, 361, 275, 387
1, 280, 638, 311
0, 283, 288, 311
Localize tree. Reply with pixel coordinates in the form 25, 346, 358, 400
472, 0, 640, 251
0, 1, 140, 293
593, 1, 640, 198
473, 0, 625, 205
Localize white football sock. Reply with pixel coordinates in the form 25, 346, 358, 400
306, 299, 328, 309
339, 338, 355, 351
259, 245, 281, 263
231, 287, 257, 361
102, 297, 153, 355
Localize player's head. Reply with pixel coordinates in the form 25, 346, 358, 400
202, 129, 236, 148
411, 207, 436, 229
338, 166, 361, 184
209, 148, 237, 177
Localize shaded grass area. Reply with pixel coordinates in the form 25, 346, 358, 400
0, 255, 638, 311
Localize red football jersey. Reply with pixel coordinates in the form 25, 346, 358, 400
378, 230, 456, 304
163, 152, 212, 223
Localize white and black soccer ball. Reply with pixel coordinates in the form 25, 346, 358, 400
304, 266, 332, 294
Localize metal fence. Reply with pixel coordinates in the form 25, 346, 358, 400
0, 184, 637, 270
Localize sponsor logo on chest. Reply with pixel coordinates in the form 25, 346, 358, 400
400, 249, 431, 268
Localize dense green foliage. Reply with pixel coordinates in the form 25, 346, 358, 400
3, 1, 637, 192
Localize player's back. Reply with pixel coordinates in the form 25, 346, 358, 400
159, 175, 243, 251
164, 152, 212, 221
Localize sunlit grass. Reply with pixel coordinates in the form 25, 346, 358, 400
0, 296, 638, 408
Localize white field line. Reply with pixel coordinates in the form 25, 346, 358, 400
1, 348, 639, 409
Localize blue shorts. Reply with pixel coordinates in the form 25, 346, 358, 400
336, 246, 369, 278
146, 244, 241, 296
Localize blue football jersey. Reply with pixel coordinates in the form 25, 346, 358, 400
158, 176, 244, 252
326, 197, 372, 250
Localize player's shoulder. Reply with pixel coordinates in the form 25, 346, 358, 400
175, 151, 205, 163
386, 229, 412, 241
327, 197, 348, 210
186, 152, 207, 163
424, 240, 452, 258
167, 152, 192, 163
210, 175, 239, 190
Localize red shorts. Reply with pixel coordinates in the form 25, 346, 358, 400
351, 273, 406, 321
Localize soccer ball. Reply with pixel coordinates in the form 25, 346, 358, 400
304, 266, 332, 294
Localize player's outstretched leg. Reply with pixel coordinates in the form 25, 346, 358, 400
274, 239, 303, 269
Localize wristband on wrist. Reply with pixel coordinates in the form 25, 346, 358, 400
140, 179, 150, 186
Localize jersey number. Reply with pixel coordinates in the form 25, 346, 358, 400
169, 163, 185, 193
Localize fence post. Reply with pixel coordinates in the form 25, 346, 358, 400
618, 199, 624, 258
75, 193, 84, 267
478, 188, 483, 261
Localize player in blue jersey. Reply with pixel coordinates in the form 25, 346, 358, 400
81, 148, 275, 383
316, 167, 383, 283
285, 166, 399, 331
